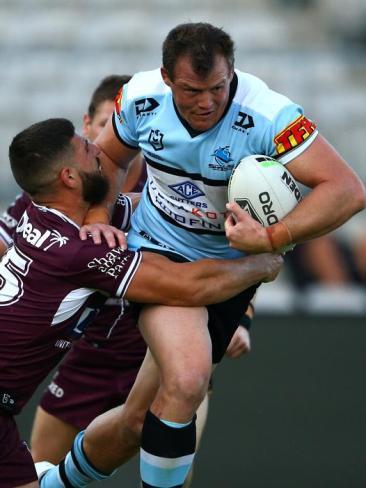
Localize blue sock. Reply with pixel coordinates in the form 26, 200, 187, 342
140, 410, 196, 488
40, 431, 116, 487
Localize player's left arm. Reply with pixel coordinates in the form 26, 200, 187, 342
226, 135, 366, 253
283, 134, 366, 240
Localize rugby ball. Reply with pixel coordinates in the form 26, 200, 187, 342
228, 154, 302, 227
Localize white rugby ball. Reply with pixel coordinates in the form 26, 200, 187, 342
228, 154, 301, 227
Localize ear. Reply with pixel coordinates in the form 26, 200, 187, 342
60, 167, 78, 189
82, 113, 91, 137
161, 67, 172, 87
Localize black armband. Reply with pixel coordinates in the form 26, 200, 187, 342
239, 313, 252, 331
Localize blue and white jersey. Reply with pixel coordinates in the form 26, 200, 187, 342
113, 68, 318, 260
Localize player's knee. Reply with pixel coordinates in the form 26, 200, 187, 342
164, 369, 210, 407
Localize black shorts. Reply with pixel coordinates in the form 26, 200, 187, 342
140, 248, 259, 364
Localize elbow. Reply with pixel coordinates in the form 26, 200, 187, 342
351, 180, 366, 214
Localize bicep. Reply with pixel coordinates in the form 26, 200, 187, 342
286, 134, 354, 188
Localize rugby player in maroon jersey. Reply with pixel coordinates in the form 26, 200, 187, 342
0, 117, 282, 488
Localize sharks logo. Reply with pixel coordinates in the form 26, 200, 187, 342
211, 146, 234, 165
209, 146, 235, 172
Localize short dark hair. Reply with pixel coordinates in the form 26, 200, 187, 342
87, 74, 132, 118
9, 118, 75, 197
162, 22, 235, 80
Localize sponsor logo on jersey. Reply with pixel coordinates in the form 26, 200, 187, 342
114, 86, 125, 124
16, 211, 69, 250
234, 198, 264, 225
87, 247, 130, 278
274, 115, 317, 155
148, 129, 164, 151
209, 146, 235, 171
135, 98, 159, 116
169, 181, 205, 200
150, 183, 226, 232
233, 111, 255, 132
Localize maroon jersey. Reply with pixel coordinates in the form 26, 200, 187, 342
0, 192, 31, 246
0, 201, 141, 414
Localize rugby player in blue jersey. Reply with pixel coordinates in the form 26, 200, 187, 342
38, 22, 366, 488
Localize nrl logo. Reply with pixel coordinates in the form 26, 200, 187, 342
148, 129, 164, 151
234, 198, 264, 225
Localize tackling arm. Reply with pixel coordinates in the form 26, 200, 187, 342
125, 251, 283, 307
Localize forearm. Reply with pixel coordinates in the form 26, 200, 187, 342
189, 254, 280, 305
283, 178, 366, 244
126, 252, 281, 307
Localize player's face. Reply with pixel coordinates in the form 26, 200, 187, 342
83, 100, 115, 142
162, 54, 234, 132
72, 135, 110, 204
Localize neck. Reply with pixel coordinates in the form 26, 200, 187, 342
32, 193, 90, 227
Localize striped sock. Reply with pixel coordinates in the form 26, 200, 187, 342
40, 431, 116, 487
140, 409, 196, 488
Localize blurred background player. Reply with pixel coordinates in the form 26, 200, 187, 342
0, 74, 254, 487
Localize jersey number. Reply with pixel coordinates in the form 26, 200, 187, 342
0, 246, 32, 305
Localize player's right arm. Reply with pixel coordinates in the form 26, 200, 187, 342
125, 251, 283, 307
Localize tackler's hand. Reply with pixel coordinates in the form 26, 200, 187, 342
80, 223, 127, 249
